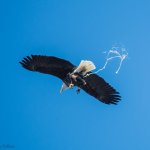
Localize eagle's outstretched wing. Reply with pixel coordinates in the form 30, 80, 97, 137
20, 55, 75, 80
20, 55, 121, 104
81, 74, 121, 104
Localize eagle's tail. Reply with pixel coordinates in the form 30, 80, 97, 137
74, 60, 96, 74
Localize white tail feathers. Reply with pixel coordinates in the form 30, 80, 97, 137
74, 60, 96, 74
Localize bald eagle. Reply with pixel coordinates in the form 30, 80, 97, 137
20, 55, 121, 105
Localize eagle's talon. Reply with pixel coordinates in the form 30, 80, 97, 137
76, 88, 81, 94
69, 83, 74, 88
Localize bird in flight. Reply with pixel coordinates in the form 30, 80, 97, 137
20, 55, 121, 105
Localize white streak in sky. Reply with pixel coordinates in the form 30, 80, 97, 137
96, 46, 128, 74
85, 45, 128, 77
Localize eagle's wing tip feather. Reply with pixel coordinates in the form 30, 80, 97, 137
19, 55, 35, 71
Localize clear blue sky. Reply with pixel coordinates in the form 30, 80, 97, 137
1, 0, 150, 149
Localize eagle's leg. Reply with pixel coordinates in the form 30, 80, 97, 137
76, 87, 81, 94
69, 79, 74, 89
76, 76, 86, 85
